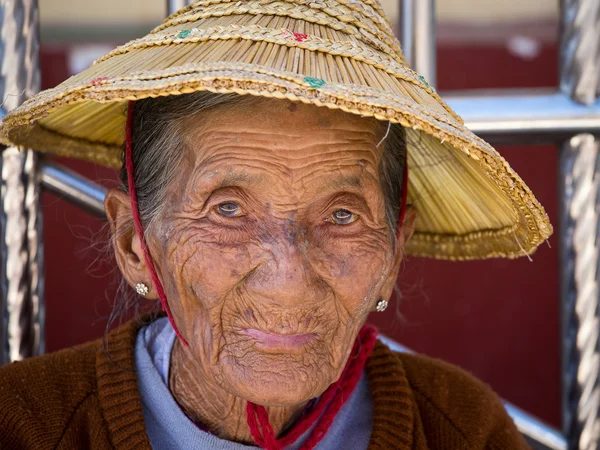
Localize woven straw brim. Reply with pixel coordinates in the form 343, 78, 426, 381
0, 0, 552, 260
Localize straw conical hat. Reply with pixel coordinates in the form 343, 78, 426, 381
0, 0, 551, 260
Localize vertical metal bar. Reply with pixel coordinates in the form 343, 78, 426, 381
399, 0, 414, 71
559, 135, 600, 450
0, 0, 42, 365
559, 0, 600, 448
167, 0, 188, 15
398, 0, 436, 87
560, 0, 600, 106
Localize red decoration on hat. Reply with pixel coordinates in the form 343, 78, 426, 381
293, 32, 308, 42
90, 77, 109, 86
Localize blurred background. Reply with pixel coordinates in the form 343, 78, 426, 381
40, 0, 560, 428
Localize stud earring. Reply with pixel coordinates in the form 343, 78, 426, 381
376, 298, 388, 312
136, 283, 149, 297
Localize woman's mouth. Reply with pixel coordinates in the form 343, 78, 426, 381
243, 328, 317, 353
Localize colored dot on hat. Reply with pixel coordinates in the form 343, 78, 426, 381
90, 77, 109, 86
304, 77, 326, 89
293, 32, 308, 42
418, 74, 433, 91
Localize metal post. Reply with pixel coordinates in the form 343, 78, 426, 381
40, 160, 107, 218
167, 0, 188, 15
445, 89, 600, 144
559, 0, 600, 449
560, 0, 600, 106
398, 0, 436, 87
0, 0, 43, 365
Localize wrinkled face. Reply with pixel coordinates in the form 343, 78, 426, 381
145, 100, 403, 406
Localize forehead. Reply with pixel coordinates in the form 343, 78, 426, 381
184, 97, 383, 139
180, 98, 385, 188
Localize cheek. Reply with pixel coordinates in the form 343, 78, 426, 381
162, 222, 261, 311
310, 226, 392, 309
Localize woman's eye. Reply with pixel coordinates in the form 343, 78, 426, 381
329, 209, 358, 225
217, 202, 241, 217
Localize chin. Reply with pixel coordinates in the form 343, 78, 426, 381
220, 352, 334, 407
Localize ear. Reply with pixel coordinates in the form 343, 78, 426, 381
397, 205, 417, 249
378, 205, 417, 302
105, 188, 159, 299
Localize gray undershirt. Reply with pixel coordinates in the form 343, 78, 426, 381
134, 317, 373, 450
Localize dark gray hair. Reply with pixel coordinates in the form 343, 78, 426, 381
121, 92, 406, 242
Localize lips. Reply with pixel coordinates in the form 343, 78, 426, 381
244, 328, 317, 353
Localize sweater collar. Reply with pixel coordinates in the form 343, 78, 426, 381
365, 340, 416, 449
95, 317, 415, 450
96, 318, 153, 449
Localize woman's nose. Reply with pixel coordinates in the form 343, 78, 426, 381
245, 226, 322, 307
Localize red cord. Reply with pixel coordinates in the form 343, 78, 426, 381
397, 151, 409, 237
125, 101, 189, 346
246, 325, 378, 450
247, 404, 280, 449
246, 403, 264, 447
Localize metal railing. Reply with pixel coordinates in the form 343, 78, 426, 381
558, 1, 600, 449
0, 0, 43, 365
0, 0, 598, 448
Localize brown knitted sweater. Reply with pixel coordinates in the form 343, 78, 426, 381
0, 318, 529, 449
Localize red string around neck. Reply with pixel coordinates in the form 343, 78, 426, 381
125, 101, 188, 346
246, 324, 378, 450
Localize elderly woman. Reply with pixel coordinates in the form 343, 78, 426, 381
0, 1, 550, 449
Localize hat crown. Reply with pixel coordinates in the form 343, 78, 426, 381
150, 0, 405, 65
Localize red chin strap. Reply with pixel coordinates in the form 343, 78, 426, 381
125, 101, 189, 346
397, 151, 409, 238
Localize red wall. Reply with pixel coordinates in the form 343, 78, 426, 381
40, 41, 561, 427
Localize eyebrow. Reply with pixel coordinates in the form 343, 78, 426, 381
217, 171, 265, 188
211, 171, 362, 192
325, 174, 362, 190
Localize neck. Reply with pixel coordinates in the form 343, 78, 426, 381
169, 339, 307, 444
